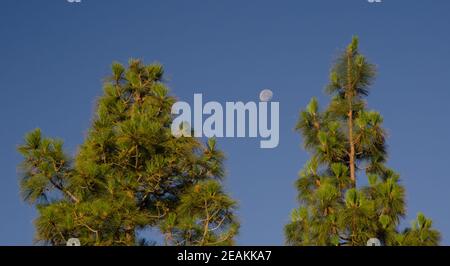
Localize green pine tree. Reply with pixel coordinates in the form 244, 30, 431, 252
18, 60, 238, 246
285, 37, 440, 246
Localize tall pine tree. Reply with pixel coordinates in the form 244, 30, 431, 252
285, 37, 440, 246
18, 60, 238, 246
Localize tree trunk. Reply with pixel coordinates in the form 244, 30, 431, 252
348, 109, 356, 186
347, 50, 356, 187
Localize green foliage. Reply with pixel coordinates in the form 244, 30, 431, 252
160, 180, 238, 246
18, 60, 238, 246
286, 37, 440, 246
397, 213, 441, 246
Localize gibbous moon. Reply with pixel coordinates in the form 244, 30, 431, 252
259, 89, 273, 102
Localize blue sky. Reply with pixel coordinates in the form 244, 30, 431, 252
1, 0, 450, 245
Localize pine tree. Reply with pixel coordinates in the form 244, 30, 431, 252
18, 60, 238, 246
285, 37, 440, 246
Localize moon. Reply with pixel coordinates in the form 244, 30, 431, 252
259, 89, 273, 102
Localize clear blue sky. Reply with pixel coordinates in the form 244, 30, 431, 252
1, 0, 449, 245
